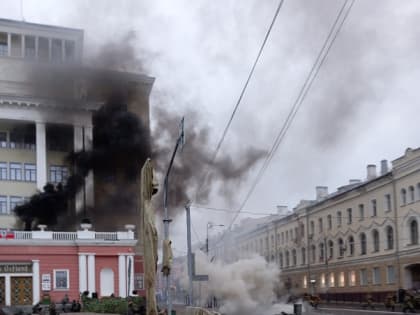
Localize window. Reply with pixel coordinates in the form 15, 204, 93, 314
410, 220, 418, 245
54, 269, 69, 289
339, 272, 345, 287
401, 188, 407, 205
348, 236, 354, 256
38, 37, 49, 61
418, 183, 420, 201
49, 166, 68, 183
328, 240, 334, 259
64, 40, 75, 61
0, 32, 8, 56
371, 199, 377, 217
318, 218, 323, 233
300, 223, 305, 238
338, 238, 345, 257
0, 196, 7, 214
360, 269, 368, 286
24, 164, 36, 182
279, 253, 283, 268
292, 249, 297, 266
409, 186, 415, 203
372, 229, 380, 252
10, 34, 22, 57
372, 267, 381, 285
9, 196, 23, 212
319, 243, 324, 262
286, 231, 289, 243
51, 39, 63, 62
285, 251, 290, 267
320, 273, 326, 288
359, 204, 364, 221
0, 132, 7, 148
329, 273, 335, 287
347, 208, 352, 224
327, 215, 332, 230
360, 233, 367, 255
303, 275, 307, 289
24, 36, 36, 59
385, 194, 392, 212
301, 247, 306, 265
387, 266, 395, 284
311, 245, 316, 263
10, 163, 22, 181
135, 274, 144, 290
281, 232, 284, 244
386, 226, 394, 250
349, 271, 356, 286
0, 162, 7, 180
337, 211, 342, 226
310, 221, 314, 235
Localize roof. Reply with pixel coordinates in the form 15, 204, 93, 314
0, 18, 83, 34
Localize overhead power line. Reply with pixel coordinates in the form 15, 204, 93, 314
224, 0, 356, 235
194, 0, 285, 202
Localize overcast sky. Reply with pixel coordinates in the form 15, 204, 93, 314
2, 0, 420, 254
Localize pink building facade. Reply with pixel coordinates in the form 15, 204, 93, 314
0, 225, 142, 306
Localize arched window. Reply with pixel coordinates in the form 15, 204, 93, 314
372, 229, 380, 252
319, 243, 324, 262
401, 188, 407, 205
386, 226, 394, 250
301, 247, 306, 265
338, 238, 344, 257
410, 220, 419, 245
311, 245, 316, 263
310, 221, 314, 235
409, 186, 415, 203
348, 236, 354, 256
337, 211, 342, 225
292, 249, 297, 266
285, 251, 290, 267
360, 233, 367, 255
328, 240, 334, 259
327, 215, 332, 230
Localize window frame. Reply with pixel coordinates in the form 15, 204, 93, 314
54, 269, 70, 290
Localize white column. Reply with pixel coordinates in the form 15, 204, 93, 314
36, 122, 47, 190
118, 255, 126, 297
127, 255, 135, 296
48, 38, 52, 61
35, 36, 39, 59
78, 254, 87, 294
7, 33, 11, 56
84, 126, 94, 208
21, 34, 25, 58
32, 260, 40, 304
61, 39, 66, 62
87, 254, 95, 295
74, 126, 83, 213
5, 275, 10, 306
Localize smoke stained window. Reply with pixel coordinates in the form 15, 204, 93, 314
9, 196, 23, 212
49, 166, 68, 184
38, 37, 49, 61
10, 34, 21, 57
24, 36, 36, 59
51, 39, 62, 62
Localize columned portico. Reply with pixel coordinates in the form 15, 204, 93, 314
35, 122, 47, 190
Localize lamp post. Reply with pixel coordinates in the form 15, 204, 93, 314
206, 222, 224, 256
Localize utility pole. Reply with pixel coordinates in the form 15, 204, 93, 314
163, 117, 185, 315
185, 203, 194, 306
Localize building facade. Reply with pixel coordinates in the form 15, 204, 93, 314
0, 18, 154, 231
0, 224, 138, 306
213, 147, 420, 302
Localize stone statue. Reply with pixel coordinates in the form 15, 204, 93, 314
140, 159, 159, 315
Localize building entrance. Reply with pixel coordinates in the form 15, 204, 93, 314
405, 264, 420, 290
11, 277, 32, 305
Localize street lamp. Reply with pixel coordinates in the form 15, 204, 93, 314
206, 222, 224, 256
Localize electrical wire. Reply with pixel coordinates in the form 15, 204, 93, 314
194, 0, 285, 202
224, 0, 356, 234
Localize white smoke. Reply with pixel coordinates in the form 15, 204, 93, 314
193, 252, 293, 315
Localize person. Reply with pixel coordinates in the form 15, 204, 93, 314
61, 294, 70, 312
403, 292, 416, 313
310, 295, 320, 309
71, 300, 77, 312
75, 300, 82, 312
363, 293, 375, 310
49, 302, 57, 315
385, 294, 396, 312
32, 302, 42, 314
